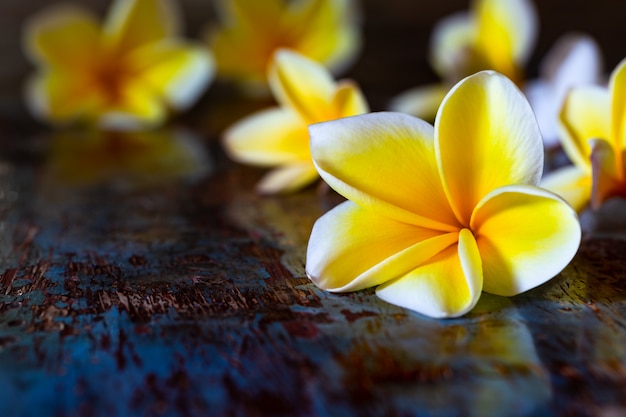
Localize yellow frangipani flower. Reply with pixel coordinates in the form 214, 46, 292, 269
223, 49, 368, 194
306, 71, 580, 318
543, 59, 626, 212
391, 0, 536, 120
207, 0, 360, 93
24, 0, 214, 130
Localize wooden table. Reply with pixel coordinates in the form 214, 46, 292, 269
2, 1, 626, 416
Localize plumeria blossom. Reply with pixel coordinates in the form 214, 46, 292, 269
223, 49, 368, 194
526, 34, 603, 148
23, 0, 214, 130
390, 0, 536, 120
307, 71, 580, 318
543, 59, 626, 212
207, 0, 360, 93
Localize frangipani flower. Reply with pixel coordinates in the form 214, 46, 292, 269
390, 0, 536, 120
207, 0, 360, 93
526, 34, 602, 148
24, 0, 214, 130
543, 59, 626, 212
223, 49, 368, 194
307, 71, 580, 318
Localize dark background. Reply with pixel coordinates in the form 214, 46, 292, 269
2, 0, 626, 129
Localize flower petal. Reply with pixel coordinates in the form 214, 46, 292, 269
23, 5, 100, 70
389, 83, 449, 121
126, 40, 214, 111
256, 163, 319, 194
223, 108, 309, 166
558, 85, 610, 172
25, 72, 100, 124
541, 34, 602, 89
524, 79, 557, 146
610, 59, 626, 156
208, 0, 285, 89
99, 82, 165, 130
436, 71, 543, 225
289, 0, 361, 76
375, 229, 483, 318
541, 166, 591, 212
475, 0, 537, 81
333, 80, 369, 117
590, 138, 626, 209
268, 49, 335, 122
429, 12, 474, 80
104, 0, 179, 53
310, 112, 460, 230
526, 34, 602, 147
306, 201, 457, 292
470, 184, 581, 296
214, 0, 283, 31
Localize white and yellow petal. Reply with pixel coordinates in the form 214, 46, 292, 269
306, 201, 457, 293
310, 112, 459, 230
289, 0, 361, 75
376, 229, 483, 318
525, 34, 603, 147
436, 71, 543, 225
475, 0, 537, 81
26, 71, 101, 124
126, 39, 214, 111
541, 166, 591, 213
333, 80, 369, 117
23, 5, 101, 70
223, 108, 309, 166
558, 85, 610, 172
104, 0, 180, 54
470, 184, 581, 296
388, 83, 449, 121
269, 49, 335, 122
590, 138, 626, 208
430, 12, 475, 80
609, 59, 626, 156
256, 163, 319, 194
98, 82, 166, 130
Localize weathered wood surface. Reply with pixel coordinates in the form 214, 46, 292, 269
1, 1, 626, 417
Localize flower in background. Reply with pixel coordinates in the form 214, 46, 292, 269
223, 49, 368, 194
206, 0, 361, 94
307, 71, 580, 318
390, 0, 536, 121
543, 59, 626, 212
526, 34, 603, 148
23, 0, 214, 130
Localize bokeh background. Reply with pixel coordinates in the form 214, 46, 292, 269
1, 0, 625, 131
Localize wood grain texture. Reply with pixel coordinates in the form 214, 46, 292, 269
0, 1, 626, 417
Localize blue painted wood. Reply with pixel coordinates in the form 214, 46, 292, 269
1, 2, 626, 416
0, 129, 624, 417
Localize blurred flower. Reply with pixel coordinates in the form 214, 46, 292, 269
306, 71, 580, 318
223, 49, 368, 194
543, 59, 626, 212
206, 0, 360, 94
45, 128, 211, 188
24, 0, 214, 130
390, 0, 536, 120
526, 34, 603, 148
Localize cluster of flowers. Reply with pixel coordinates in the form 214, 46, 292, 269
24, 0, 623, 318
